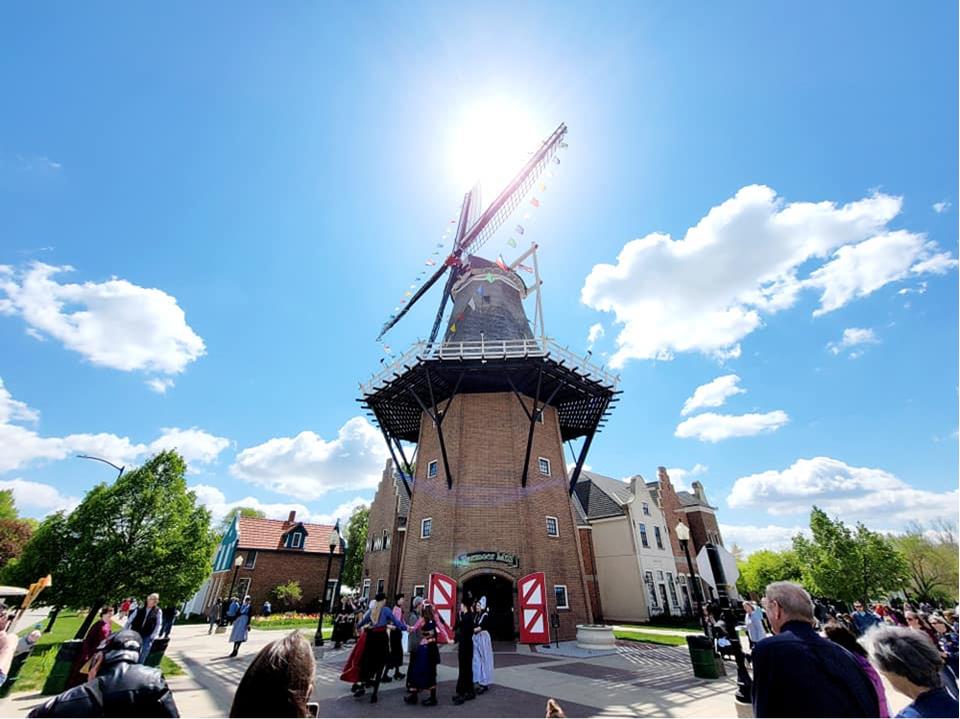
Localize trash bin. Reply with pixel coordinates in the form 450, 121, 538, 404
145, 637, 170, 668
686, 634, 720, 679
43, 639, 83, 696
0, 648, 35, 698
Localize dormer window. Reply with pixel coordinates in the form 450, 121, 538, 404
286, 529, 305, 549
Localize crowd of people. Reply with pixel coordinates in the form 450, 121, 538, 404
746, 582, 959, 718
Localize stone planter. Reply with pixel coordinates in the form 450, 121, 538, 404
576, 624, 616, 650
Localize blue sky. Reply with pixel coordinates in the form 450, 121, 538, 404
1, 2, 956, 554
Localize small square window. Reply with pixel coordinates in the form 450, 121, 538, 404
538, 457, 551, 476
642, 502, 650, 516
554, 585, 569, 610
546, 516, 559, 537
427, 460, 438, 478
421, 517, 432, 539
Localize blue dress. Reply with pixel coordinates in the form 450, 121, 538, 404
229, 604, 251, 643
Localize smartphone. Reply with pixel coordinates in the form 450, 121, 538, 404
306, 702, 320, 718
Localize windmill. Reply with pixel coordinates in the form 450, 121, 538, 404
358, 122, 621, 642
377, 122, 568, 343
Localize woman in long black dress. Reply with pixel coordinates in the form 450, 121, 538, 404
452, 597, 475, 705
404, 603, 441, 706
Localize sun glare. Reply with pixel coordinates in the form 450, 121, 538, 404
447, 99, 543, 194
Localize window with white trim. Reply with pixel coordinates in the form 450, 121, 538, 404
243, 551, 257, 569
413, 585, 425, 599
538, 457, 551, 476
644, 571, 658, 607
373, 536, 381, 551
383, 530, 389, 550
642, 501, 650, 516
638, 523, 649, 548
666, 573, 679, 605
554, 585, 569, 610
361, 578, 371, 599
288, 532, 303, 549
427, 460, 438, 478
545, 516, 559, 537
654, 526, 664, 550
421, 517, 432, 539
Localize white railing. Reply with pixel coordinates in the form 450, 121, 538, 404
360, 337, 619, 395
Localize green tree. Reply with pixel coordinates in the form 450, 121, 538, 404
217, 506, 266, 536
272, 580, 303, 610
1, 512, 71, 606
0, 490, 18, 521
736, 549, 802, 597
793, 507, 907, 603
341, 505, 369, 590
890, 521, 959, 603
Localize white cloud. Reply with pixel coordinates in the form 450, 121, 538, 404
681, 375, 745, 416
146, 378, 175, 394
726, 456, 959, 525
910, 252, 959, 275
0, 263, 205, 378
675, 410, 789, 442
586, 323, 605, 349
932, 201, 951, 214
149, 427, 230, 467
0, 478, 79, 516
827, 327, 879, 356
230, 417, 390, 500
664, 463, 708, 491
0, 378, 228, 473
191, 484, 368, 527
580, 186, 955, 366
719, 523, 808, 554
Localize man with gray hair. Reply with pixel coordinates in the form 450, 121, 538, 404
862, 625, 958, 718
752, 582, 879, 717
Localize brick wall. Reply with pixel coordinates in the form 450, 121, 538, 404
655, 467, 696, 577
209, 549, 342, 612
396, 390, 591, 641
578, 526, 604, 622
363, 461, 404, 598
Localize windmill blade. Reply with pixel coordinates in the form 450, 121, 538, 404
455, 122, 567, 259
377, 262, 450, 340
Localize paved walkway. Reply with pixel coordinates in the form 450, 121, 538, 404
2, 623, 908, 717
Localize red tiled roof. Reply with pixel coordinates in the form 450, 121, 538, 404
237, 516, 342, 554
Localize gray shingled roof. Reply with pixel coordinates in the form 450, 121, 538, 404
574, 470, 632, 520
570, 493, 590, 526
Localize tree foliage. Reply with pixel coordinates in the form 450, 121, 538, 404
890, 521, 959, 603
217, 506, 265, 536
272, 580, 303, 609
0, 490, 18, 521
341, 505, 369, 591
792, 507, 907, 603
736, 549, 802, 597
3, 451, 216, 608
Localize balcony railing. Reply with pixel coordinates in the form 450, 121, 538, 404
360, 337, 619, 395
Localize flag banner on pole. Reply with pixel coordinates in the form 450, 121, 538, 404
530, 198, 540, 208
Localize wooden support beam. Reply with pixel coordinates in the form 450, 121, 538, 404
520, 363, 544, 488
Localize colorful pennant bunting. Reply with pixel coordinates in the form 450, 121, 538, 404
530, 198, 540, 208
425, 259, 436, 266
496, 255, 508, 271
507, 238, 517, 248
516, 225, 525, 235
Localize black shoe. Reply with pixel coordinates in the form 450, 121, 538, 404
465, 692, 476, 701
370, 694, 378, 704
395, 671, 405, 680
452, 696, 465, 705
380, 675, 393, 683
404, 693, 418, 705
476, 685, 488, 694
422, 697, 438, 706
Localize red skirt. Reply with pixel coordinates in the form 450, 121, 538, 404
339, 629, 368, 684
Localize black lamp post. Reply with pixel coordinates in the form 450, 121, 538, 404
315, 520, 341, 647
76, 454, 124, 479
222, 554, 244, 625
676, 521, 707, 635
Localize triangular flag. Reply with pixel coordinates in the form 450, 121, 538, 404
518, 263, 533, 273
383, 345, 392, 353
496, 255, 508, 271
436, 243, 445, 248
449, 323, 456, 333
468, 296, 476, 311
449, 219, 456, 224
530, 197, 540, 208
516, 225, 525, 235
560, 142, 568, 149
507, 238, 517, 248
539, 182, 547, 192
425, 259, 436, 266
553, 156, 560, 165
404, 291, 412, 296
486, 273, 495, 283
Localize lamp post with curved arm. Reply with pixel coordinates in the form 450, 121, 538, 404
76, 454, 125, 479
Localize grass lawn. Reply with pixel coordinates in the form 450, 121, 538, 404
15, 611, 185, 695
613, 629, 689, 646
614, 622, 700, 634
251, 615, 333, 631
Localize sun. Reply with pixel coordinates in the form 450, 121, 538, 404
446, 99, 543, 194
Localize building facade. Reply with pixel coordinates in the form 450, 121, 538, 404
202, 511, 344, 613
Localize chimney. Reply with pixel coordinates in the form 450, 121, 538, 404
287, 510, 297, 524
692, 481, 707, 503
657, 466, 670, 483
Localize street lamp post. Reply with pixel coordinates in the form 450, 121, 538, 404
315, 520, 341, 647
675, 521, 707, 635
222, 555, 244, 625
76, 454, 124, 479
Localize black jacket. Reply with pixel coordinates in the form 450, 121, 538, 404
751, 621, 879, 718
28, 647, 179, 717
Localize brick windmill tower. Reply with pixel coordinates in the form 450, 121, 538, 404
360, 124, 619, 642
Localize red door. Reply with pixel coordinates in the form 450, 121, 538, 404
428, 572, 457, 630
518, 572, 549, 644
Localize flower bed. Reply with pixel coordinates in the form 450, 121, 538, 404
251, 612, 333, 630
